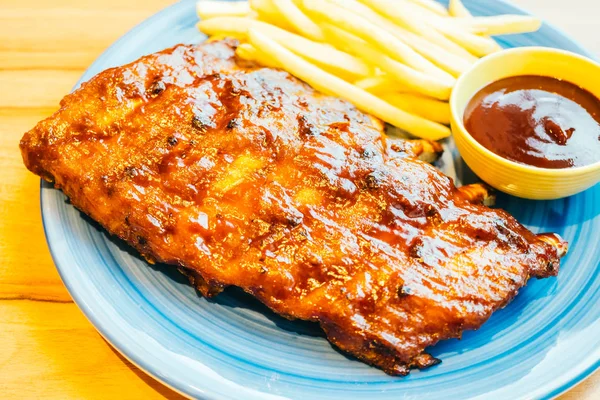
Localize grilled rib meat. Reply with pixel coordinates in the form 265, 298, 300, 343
20, 39, 566, 375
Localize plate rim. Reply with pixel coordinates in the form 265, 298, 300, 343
39, 0, 600, 399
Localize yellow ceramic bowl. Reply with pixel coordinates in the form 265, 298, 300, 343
450, 47, 600, 200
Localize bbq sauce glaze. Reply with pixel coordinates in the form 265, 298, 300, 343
464, 75, 600, 169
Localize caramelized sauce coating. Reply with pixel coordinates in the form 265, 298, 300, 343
20, 40, 564, 375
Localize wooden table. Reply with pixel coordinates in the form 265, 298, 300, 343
0, 0, 597, 398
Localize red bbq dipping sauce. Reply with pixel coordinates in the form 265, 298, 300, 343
463, 75, 600, 169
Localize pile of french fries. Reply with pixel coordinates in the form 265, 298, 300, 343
196, 0, 542, 141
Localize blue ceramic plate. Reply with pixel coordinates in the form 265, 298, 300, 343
41, 0, 600, 399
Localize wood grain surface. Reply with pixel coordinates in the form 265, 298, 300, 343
0, 0, 597, 398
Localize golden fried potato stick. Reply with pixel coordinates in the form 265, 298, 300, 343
354, 75, 399, 93
249, 0, 294, 30
196, 0, 251, 19
271, 0, 325, 41
448, 0, 471, 17
382, 92, 450, 125
236, 43, 280, 68
457, 15, 542, 36
406, 0, 449, 16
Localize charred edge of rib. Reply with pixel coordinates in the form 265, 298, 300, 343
148, 80, 165, 96
398, 285, 413, 298
192, 115, 208, 132
124, 166, 137, 178
413, 353, 441, 369
297, 114, 318, 137
364, 171, 386, 190
361, 146, 378, 159
227, 118, 239, 129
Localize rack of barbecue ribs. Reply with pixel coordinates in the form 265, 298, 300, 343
20, 39, 567, 376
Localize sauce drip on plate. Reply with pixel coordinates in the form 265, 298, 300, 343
464, 75, 600, 169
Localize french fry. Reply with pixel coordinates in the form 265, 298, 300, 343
271, 0, 325, 41
299, 0, 455, 82
435, 22, 501, 56
327, 0, 474, 76
405, 0, 449, 16
381, 93, 450, 124
393, 26, 474, 76
236, 43, 280, 68
322, 24, 454, 100
446, 0, 503, 54
357, 0, 476, 60
446, 0, 504, 54
247, 29, 451, 140
198, 17, 373, 79
249, 0, 278, 16
249, 0, 294, 30
354, 75, 399, 93
246, 11, 260, 20
197, 16, 250, 39
196, 0, 251, 19
448, 0, 472, 18
456, 15, 542, 36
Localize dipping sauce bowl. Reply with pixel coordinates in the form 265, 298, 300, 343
450, 47, 600, 199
